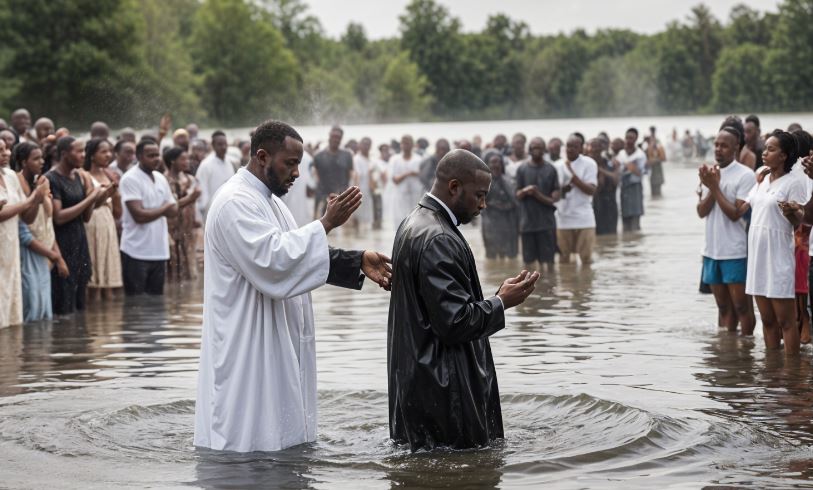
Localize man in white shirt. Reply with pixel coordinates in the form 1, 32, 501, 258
697, 128, 757, 334
196, 130, 234, 221
556, 134, 598, 265
119, 140, 178, 295
194, 120, 392, 453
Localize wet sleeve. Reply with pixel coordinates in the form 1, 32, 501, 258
326, 247, 365, 290
418, 235, 505, 345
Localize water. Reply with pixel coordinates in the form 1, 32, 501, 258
3, 117, 813, 489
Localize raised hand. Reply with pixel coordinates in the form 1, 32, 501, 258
361, 251, 393, 290
320, 186, 362, 233
497, 270, 541, 309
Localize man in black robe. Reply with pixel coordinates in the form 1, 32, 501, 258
387, 149, 540, 452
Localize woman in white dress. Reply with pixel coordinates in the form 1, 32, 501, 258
729, 130, 807, 356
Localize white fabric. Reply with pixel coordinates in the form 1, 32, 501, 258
701, 161, 755, 260
616, 147, 647, 182
505, 158, 524, 180
788, 159, 813, 256
119, 165, 175, 261
281, 151, 314, 227
745, 173, 807, 298
390, 153, 422, 227
195, 168, 331, 453
556, 155, 598, 229
353, 154, 374, 224
196, 153, 235, 219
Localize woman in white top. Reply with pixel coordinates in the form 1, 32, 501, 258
734, 130, 807, 356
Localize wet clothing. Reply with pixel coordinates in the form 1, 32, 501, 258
521, 230, 556, 264
481, 175, 518, 259
515, 160, 559, 233
388, 195, 505, 452
702, 257, 747, 285
0, 167, 24, 327
617, 148, 646, 222
593, 157, 618, 235
313, 149, 353, 209
47, 169, 92, 315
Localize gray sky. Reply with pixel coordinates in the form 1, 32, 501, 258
304, 0, 780, 39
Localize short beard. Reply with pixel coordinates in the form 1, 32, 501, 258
266, 167, 289, 197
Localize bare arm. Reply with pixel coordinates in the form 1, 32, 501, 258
696, 193, 714, 218
567, 171, 596, 196
0, 192, 38, 222
710, 186, 749, 221
125, 200, 177, 224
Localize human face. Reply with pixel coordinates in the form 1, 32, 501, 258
0, 140, 9, 168
173, 152, 191, 173
565, 138, 581, 161
174, 134, 189, 150
139, 144, 161, 172
762, 136, 787, 172
328, 130, 343, 151
548, 140, 561, 159
24, 148, 44, 175
611, 139, 624, 155
35, 120, 54, 142
67, 140, 85, 169
117, 142, 136, 168
625, 131, 637, 150
212, 135, 228, 159
11, 111, 30, 134
529, 139, 545, 161
93, 141, 113, 168
259, 136, 304, 197
714, 131, 738, 166
493, 134, 507, 150
435, 139, 450, 159
745, 121, 759, 146
379, 145, 390, 161
450, 170, 491, 224
512, 136, 525, 156
0, 130, 15, 148
487, 155, 503, 177
587, 141, 602, 161
401, 136, 413, 155
359, 138, 371, 156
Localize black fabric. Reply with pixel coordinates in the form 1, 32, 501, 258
47, 169, 92, 314
327, 247, 365, 290
514, 160, 559, 232
418, 155, 440, 191
594, 157, 618, 235
521, 230, 556, 264
312, 149, 353, 200
388, 195, 505, 452
121, 252, 166, 295
481, 175, 518, 259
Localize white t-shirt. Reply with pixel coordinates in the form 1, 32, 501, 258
556, 155, 599, 229
197, 153, 235, 217
119, 165, 176, 261
745, 172, 807, 298
701, 161, 755, 260
617, 148, 647, 183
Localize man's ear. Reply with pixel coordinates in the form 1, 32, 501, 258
448, 178, 461, 196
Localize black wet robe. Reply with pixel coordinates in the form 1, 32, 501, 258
387, 195, 506, 452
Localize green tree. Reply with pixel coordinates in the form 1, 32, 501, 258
342, 23, 368, 52
188, 0, 299, 125
724, 4, 772, 47
766, 0, 813, 111
0, 0, 150, 127
711, 43, 772, 112
376, 51, 432, 121
523, 36, 590, 115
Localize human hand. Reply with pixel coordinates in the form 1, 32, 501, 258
497, 270, 541, 309
56, 257, 70, 278
320, 186, 362, 233
778, 200, 802, 217
159, 113, 172, 135
34, 178, 50, 202
361, 250, 392, 290
189, 186, 202, 200
756, 167, 770, 184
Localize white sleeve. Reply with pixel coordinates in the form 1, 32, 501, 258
212, 198, 330, 300
582, 160, 598, 186
736, 172, 756, 201
119, 174, 141, 203
790, 178, 809, 204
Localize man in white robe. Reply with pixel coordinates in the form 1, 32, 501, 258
194, 120, 392, 453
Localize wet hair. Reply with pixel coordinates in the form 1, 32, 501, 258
719, 116, 746, 151
211, 130, 226, 141
56, 136, 76, 161
84, 138, 111, 170
163, 146, 186, 168
136, 138, 158, 158
768, 129, 798, 174
572, 132, 586, 145
793, 129, 812, 159
719, 126, 742, 147
250, 120, 303, 157
10, 141, 39, 172
745, 114, 760, 127
626, 127, 638, 137
435, 149, 490, 184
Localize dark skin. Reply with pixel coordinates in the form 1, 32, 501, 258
248, 135, 392, 289
51, 141, 102, 226
696, 131, 756, 335
516, 137, 560, 207
125, 144, 179, 224
0, 140, 45, 225
589, 139, 620, 187
212, 135, 228, 160
88, 141, 122, 219
430, 155, 540, 308
622, 131, 642, 177
392, 136, 417, 184
563, 137, 596, 197
169, 153, 201, 208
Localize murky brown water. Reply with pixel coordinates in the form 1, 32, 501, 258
2, 158, 813, 489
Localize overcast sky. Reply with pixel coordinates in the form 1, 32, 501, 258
303, 0, 780, 39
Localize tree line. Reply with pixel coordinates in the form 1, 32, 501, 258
0, 0, 809, 129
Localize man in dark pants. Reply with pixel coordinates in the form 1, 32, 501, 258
387, 149, 540, 452
119, 140, 178, 295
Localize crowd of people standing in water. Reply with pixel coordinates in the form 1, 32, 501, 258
1, 107, 812, 360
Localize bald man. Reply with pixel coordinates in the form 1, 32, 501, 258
388, 149, 539, 452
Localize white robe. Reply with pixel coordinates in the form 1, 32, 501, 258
194, 167, 331, 452
281, 151, 315, 227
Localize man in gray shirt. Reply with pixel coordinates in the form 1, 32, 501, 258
515, 137, 560, 270
313, 125, 354, 215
